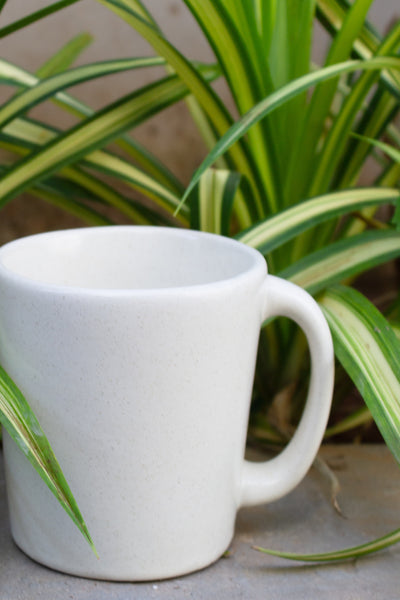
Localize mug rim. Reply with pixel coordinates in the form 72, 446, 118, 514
0, 226, 267, 297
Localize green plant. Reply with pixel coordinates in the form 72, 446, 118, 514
0, 0, 400, 560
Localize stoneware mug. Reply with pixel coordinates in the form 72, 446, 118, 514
0, 226, 334, 581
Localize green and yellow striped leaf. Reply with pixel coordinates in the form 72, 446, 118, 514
308, 20, 400, 197
338, 88, 399, 189
0, 364, 96, 555
0, 66, 218, 211
350, 134, 400, 228
0, 56, 166, 129
255, 527, 400, 562
2, 123, 180, 225
190, 168, 241, 235
183, 0, 277, 215
256, 282, 400, 562
237, 187, 399, 255
96, 0, 261, 224
286, 0, 375, 203
1, 59, 185, 195
316, 0, 400, 96
179, 56, 400, 212
321, 285, 400, 465
281, 230, 400, 295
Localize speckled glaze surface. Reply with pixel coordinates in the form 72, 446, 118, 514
0, 227, 334, 581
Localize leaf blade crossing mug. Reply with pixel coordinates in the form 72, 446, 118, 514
0, 226, 334, 581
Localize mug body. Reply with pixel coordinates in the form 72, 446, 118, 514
0, 226, 266, 580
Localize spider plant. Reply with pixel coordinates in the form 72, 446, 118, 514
0, 0, 400, 560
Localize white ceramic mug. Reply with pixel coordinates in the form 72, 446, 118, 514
0, 226, 334, 581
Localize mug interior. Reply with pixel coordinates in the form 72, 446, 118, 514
0, 227, 261, 291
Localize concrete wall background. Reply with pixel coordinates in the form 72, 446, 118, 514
0, 1, 399, 237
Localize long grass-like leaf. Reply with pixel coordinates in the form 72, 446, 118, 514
352, 134, 400, 164
324, 406, 372, 439
349, 134, 400, 229
317, 0, 400, 95
2, 120, 185, 224
309, 21, 400, 197
286, 0, 375, 204
35, 33, 93, 78
183, 0, 276, 215
28, 184, 112, 225
380, 162, 400, 190
0, 56, 166, 129
96, 0, 237, 145
337, 88, 399, 189
237, 187, 399, 255
82, 150, 187, 220
281, 230, 400, 295
0, 161, 112, 225
1, 59, 185, 195
254, 527, 400, 562
190, 168, 241, 235
321, 286, 400, 465
255, 283, 400, 562
0, 364, 96, 554
267, 0, 315, 193
178, 56, 400, 212
96, 0, 261, 224
0, 67, 219, 210
0, 0, 83, 38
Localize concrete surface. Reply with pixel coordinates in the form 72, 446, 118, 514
1, 445, 400, 599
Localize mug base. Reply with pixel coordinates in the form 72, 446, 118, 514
12, 534, 232, 582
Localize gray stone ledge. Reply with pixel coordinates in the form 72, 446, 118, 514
1, 445, 399, 599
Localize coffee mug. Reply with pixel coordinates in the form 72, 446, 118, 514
0, 226, 334, 581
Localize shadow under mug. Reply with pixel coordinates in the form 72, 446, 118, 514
0, 226, 334, 581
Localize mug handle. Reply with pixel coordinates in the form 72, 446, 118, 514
239, 275, 334, 507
